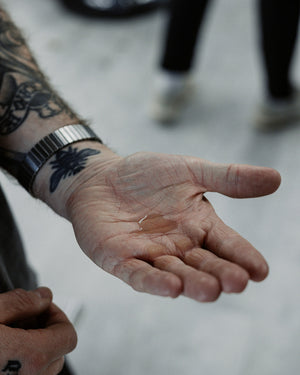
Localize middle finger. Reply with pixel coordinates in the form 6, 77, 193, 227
154, 255, 221, 302
184, 247, 249, 293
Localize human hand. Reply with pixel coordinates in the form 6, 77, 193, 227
64, 151, 281, 302
0, 288, 77, 375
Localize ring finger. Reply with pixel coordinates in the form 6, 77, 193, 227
184, 247, 249, 293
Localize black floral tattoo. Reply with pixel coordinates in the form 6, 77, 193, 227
0, 77, 66, 135
0, 11, 73, 135
1, 360, 21, 374
49, 146, 100, 192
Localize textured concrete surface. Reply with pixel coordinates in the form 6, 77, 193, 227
1, 0, 300, 374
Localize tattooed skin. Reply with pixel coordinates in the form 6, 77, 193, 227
49, 146, 100, 192
1, 360, 22, 374
0, 10, 72, 135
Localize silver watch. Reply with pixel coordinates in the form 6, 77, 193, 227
18, 124, 102, 194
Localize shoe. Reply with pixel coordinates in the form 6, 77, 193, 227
150, 71, 195, 123
60, 0, 164, 18
254, 90, 300, 131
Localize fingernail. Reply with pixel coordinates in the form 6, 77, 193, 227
33, 287, 52, 300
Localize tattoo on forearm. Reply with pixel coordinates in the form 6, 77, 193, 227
49, 146, 100, 192
2, 360, 21, 374
0, 10, 73, 135
0, 77, 67, 135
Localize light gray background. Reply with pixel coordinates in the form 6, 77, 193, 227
0, 0, 299, 374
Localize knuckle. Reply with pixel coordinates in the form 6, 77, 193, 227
11, 289, 37, 310
27, 351, 49, 374
226, 163, 240, 191
225, 163, 235, 181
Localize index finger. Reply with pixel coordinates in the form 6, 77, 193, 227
29, 303, 77, 360
0, 288, 52, 325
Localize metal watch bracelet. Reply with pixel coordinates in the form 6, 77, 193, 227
18, 124, 102, 195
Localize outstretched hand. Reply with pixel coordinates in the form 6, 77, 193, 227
66, 152, 281, 302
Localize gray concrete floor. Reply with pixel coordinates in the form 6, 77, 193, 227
1, 0, 300, 374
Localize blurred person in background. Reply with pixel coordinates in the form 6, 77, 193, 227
151, 0, 300, 130
0, 5, 281, 375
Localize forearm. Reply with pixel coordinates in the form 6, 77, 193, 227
0, 8, 119, 216
0, 8, 81, 152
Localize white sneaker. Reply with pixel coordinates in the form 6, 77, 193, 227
150, 71, 195, 123
254, 90, 300, 131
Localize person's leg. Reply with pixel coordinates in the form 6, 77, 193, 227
161, 0, 211, 73
151, 0, 212, 123
255, 0, 300, 129
60, 0, 162, 18
258, 0, 300, 99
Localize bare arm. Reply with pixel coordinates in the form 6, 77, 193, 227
0, 8, 281, 302
0, 8, 79, 149
0, 8, 117, 215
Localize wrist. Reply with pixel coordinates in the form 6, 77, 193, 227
18, 124, 102, 193
33, 140, 121, 218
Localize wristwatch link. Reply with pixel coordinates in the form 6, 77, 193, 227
18, 124, 102, 194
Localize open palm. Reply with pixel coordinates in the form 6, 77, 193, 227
66, 152, 281, 302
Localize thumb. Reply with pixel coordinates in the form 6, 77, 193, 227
0, 287, 53, 325
186, 157, 281, 198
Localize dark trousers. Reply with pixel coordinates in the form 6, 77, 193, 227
161, 0, 300, 99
